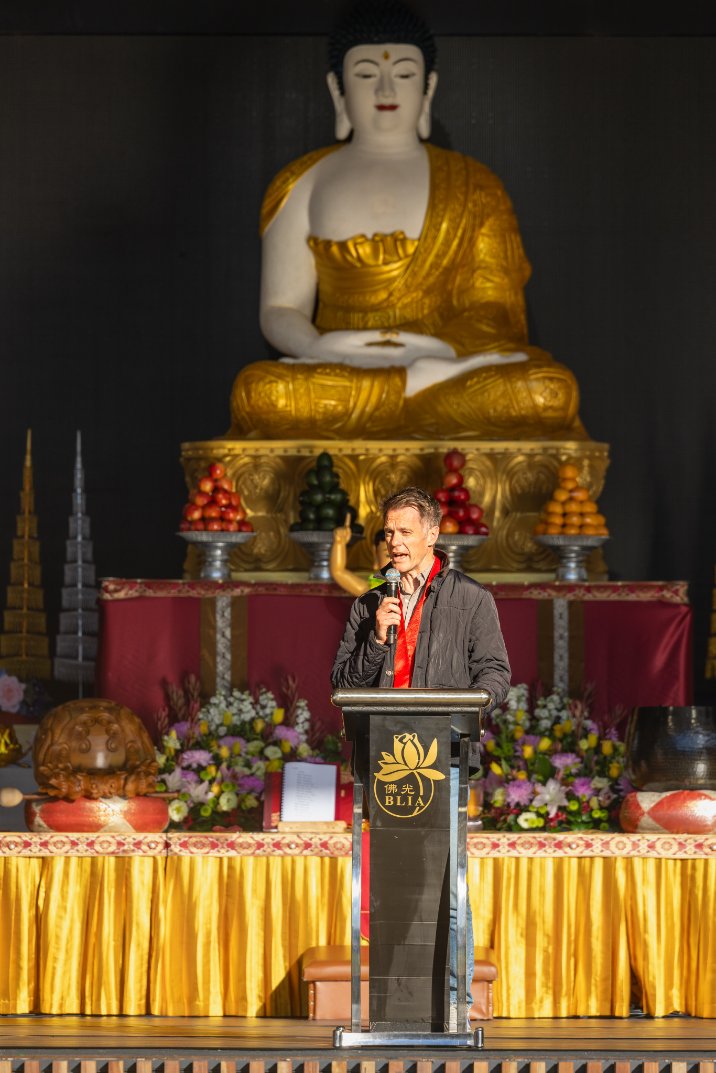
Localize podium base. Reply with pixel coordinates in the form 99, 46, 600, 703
333, 1027, 484, 1049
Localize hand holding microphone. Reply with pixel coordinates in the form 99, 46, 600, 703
383, 566, 401, 646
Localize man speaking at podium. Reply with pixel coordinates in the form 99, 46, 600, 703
331, 485, 511, 1022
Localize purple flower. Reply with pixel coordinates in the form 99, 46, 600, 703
505, 779, 535, 806
552, 752, 581, 771
180, 749, 214, 768
274, 725, 300, 747
237, 774, 264, 793
179, 769, 199, 784
571, 776, 594, 798
221, 736, 246, 750
521, 734, 541, 749
171, 720, 190, 740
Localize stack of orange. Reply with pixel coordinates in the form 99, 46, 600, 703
534, 463, 609, 536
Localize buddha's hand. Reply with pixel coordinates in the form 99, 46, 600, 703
332, 514, 353, 546
302, 330, 456, 366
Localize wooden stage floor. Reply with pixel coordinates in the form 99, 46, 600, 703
1, 1015, 716, 1071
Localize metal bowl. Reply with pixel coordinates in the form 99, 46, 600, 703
533, 533, 609, 582
435, 533, 488, 573
289, 529, 362, 581
177, 530, 254, 580
625, 706, 716, 791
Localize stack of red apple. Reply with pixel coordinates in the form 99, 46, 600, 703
434, 450, 489, 536
179, 462, 253, 533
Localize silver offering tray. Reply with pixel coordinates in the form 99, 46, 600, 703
177, 530, 254, 580
435, 533, 488, 573
533, 533, 609, 582
289, 529, 362, 582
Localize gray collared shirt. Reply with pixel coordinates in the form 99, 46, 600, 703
399, 564, 431, 626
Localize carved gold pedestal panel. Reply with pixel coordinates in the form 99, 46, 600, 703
180, 439, 610, 578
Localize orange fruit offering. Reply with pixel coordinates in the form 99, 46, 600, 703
534, 461, 609, 538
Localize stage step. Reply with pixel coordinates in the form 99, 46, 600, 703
0, 1059, 715, 1073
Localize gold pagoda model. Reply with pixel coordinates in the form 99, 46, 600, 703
0, 430, 51, 680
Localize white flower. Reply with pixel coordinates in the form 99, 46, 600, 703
155, 750, 167, 769
532, 778, 568, 818
218, 790, 238, 812
168, 799, 189, 823
186, 781, 212, 805
264, 745, 282, 760
296, 742, 312, 758
246, 740, 264, 756
163, 768, 186, 792
516, 811, 539, 829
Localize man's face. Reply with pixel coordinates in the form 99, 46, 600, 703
342, 43, 426, 138
384, 506, 438, 577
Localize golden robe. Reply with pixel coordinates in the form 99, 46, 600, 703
231, 144, 581, 439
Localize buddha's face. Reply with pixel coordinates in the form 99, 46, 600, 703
340, 43, 431, 139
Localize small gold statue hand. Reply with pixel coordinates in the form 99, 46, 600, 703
332, 513, 353, 546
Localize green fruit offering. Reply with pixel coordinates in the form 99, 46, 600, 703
295, 453, 361, 534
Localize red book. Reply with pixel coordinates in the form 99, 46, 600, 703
262, 770, 283, 831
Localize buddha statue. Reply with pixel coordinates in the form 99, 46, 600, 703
230, 0, 583, 441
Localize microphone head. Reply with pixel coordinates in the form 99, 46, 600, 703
384, 567, 400, 585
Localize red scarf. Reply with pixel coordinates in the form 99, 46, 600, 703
393, 555, 441, 688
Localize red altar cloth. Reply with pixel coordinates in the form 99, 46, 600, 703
97, 579, 692, 732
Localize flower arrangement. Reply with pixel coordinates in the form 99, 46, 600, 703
0, 670, 52, 718
476, 684, 629, 831
154, 674, 343, 831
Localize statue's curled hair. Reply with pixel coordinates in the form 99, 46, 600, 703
328, 0, 437, 92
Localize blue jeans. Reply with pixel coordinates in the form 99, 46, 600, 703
449, 766, 474, 1018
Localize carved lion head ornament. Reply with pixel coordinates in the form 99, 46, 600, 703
33, 698, 158, 801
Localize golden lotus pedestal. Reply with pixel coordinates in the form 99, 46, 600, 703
180, 438, 610, 579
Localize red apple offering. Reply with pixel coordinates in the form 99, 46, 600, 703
444, 449, 467, 472
179, 462, 254, 533
436, 450, 489, 537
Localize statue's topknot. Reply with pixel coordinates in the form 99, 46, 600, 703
328, 0, 437, 93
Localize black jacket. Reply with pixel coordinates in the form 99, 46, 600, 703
331, 551, 511, 766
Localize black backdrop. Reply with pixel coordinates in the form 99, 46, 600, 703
1, 4, 715, 699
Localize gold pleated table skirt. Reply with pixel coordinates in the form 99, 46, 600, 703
1, 834, 714, 1018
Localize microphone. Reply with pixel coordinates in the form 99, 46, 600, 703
384, 566, 401, 645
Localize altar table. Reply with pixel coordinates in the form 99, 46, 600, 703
1, 831, 714, 1020
97, 579, 692, 733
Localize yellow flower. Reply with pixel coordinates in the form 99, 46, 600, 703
553, 725, 563, 739
266, 758, 283, 772
522, 744, 534, 760
513, 726, 524, 740
485, 739, 496, 753
601, 740, 614, 756
253, 718, 265, 733
223, 711, 232, 726
232, 742, 242, 755
219, 745, 230, 760
587, 733, 598, 748
562, 719, 572, 733
538, 737, 552, 752
609, 762, 622, 779
165, 745, 175, 758
272, 708, 285, 725
516, 770, 528, 780
280, 740, 292, 754
489, 761, 503, 778
205, 765, 217, 778
514, 710, 524, 724
199, 720, 208, 734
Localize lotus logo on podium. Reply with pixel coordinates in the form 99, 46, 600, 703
373, 732, 446, 818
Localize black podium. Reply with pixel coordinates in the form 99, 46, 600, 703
331, 687, 490, 1049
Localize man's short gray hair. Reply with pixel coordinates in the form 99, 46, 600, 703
381, 486, 442, 529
